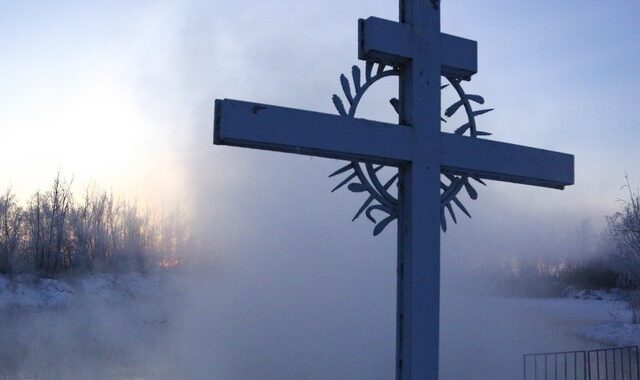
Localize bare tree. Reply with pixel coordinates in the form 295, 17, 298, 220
35, 173, 74, 274
0, 188, 23, 273
25, 191, 43, 272
607, 175, 640, 286
2, 173, 191, 276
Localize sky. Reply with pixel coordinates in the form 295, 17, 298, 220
1, 0, 639, 378
2, 0, 638, 262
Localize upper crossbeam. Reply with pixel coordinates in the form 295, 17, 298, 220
358, 16, 477, 80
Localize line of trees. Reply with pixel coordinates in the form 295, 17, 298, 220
494, 254, 619, 297
0, 174, 189, 276
493, 177, 640, 296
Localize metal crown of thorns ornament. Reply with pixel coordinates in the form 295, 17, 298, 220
213, 1, 574, 378
329, 61, 492, 235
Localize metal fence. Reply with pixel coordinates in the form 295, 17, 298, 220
524, 346, 640, 380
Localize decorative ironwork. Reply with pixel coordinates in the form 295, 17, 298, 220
330, 61, 493, 235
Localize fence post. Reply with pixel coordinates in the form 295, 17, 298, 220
586, 351, 590, 380
636, 346, 640, 380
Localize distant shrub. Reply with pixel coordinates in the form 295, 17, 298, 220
496, 255, 621, 297
559, 257, 618, 290
494, 259, 564, 297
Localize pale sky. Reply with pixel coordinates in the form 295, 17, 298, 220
2, 1, 640, 378
1, 0, 639, 266
0, 1, 188, 206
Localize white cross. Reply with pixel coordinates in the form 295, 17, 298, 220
213, 1, 574, 379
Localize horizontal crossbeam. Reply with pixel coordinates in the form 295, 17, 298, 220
215, 99, 574, 189
358, 17, 477, 80
214, 99, 412, 165
440, 134, 574, 189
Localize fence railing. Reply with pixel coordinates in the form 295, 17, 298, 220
524, 346, 640, 380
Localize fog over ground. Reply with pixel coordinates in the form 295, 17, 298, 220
1, 0, 639, 379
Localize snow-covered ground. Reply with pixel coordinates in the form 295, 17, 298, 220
1, 272, 639, 379
3, 274, 636, 351
0, 273, 160, 310
564, 288, 640, 348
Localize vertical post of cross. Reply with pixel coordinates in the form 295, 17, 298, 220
396, 1, 442, 379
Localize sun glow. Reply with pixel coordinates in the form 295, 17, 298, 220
0, 1, 187, 209
1, 75, 186, 208
50, 81, 149, 174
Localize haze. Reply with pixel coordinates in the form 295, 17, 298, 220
0, 1, 639, 379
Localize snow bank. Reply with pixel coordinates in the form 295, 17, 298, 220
581, 322, 640, 347
0, 273, 158, 310
565, 288, 640, 347
564, 287, 631, 302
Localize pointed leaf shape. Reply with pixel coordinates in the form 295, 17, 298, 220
383, 173, 399, 190
453, 197, 471, 218
329, 163, 353, 178
390, 98, 400, 114
474, 131, 493, 136
348, 182, 368, 193
352, 66, 361, 92
465, 94, 485, 104
441, 117, 447, 123
365, 61, 374, 80
353, 195, 375, 221
340, 74, 353, 104
446, 203, 457, 224
373, 215, 395, 236
445, 99, 465, 117
440, 84, 449, 90
464, 181, 478, 200
376, 63, 385, 76
472, 108, 494, 117
331, 171, 357, 192
440, 208, 447, 232
455, 122, 471, 135
332, 95, 347, 116
471, 176, 486, 186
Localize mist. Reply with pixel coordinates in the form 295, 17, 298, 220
1, 0, 639, 379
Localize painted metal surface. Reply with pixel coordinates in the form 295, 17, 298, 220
213, 1, 575, 378
215, 94, 574, 234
